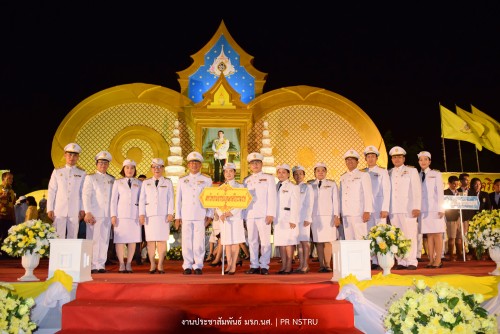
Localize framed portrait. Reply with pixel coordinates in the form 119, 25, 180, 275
201, 128, 241, 182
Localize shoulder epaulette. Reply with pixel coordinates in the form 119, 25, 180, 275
76, 166, 85, 171
56, 166, 65, 170
327, 178, 336, 182
201, 173, 212, 179
307, 179, 315, 184
406, 165, 415, 169
359, 168, 368, 172
87, 172, 95, 176
243, 175, 251, 181
433, 169, 441, 172
377, 165, 386, 169
341, 172, 347, 176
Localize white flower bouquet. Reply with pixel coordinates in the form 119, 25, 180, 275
364, 223, 410, 257
467, 209, 500, 260
1, 219, 58, 258
0, 282, 37, 334
384, 279, 497, 333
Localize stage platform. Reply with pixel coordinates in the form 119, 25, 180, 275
1, 256, 498, 333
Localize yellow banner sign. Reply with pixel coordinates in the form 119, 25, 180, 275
199, 183, 253, 212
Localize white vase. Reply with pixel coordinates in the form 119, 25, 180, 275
18, 251, 40, 281
488, 246, 500, 276
377, 251, 395, 276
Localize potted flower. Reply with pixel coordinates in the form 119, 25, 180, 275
0, 282, 38, 333
467, 209, 500, 263
384, 279, 497, 333
364, 223, 411, 275
1, 219, 58, 281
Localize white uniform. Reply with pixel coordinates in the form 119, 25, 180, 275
216, 180, 246, 245
364, 166, 391, 226
339, 169, 373, 240
274, 180, 300, 246
389, 165, 422, 267
243, 171, 277, 270
139, 176, 175, 242
83, 171, 115, 271
309, 179, 340, 242
110, 177, 142, 243
297, 182, 314, 242
175, 172, 213, 270
47, 165, 86, 239
419, 169, 445, 234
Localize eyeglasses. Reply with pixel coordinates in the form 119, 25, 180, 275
97, 161, 109, 165
152, 165, 164, 169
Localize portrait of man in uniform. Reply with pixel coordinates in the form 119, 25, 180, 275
202, 128, 241, 182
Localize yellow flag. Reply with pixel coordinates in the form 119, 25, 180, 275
456, 105, 485, 137
471, 105, 500, 132
440, 104, 483, 150
460, 106, 500, 155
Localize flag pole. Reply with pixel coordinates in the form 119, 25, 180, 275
458, 141, 464, 172
475, 149, 481, 172
439, 103, 448, 172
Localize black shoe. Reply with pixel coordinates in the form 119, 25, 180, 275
98, 269, 107, 273
183, 268, 192, 275
158, 270, 166, 274
91, 269, 98, 274
236, 259, 243, 267
277, 270, 285, 275
210, 261, 222, 267
416, 258, 424, 262
260, 268, 269, 275
431, 263, 443, 269
371, 264, 382, 270
407, 265, 417, 270
149, 269, 157, 274
394, 265, 407, 270
194, 269, 203, 275
245, 268, 260, 274
227, 271, 235, 275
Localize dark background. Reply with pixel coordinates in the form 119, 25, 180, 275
2, 3, 499, 196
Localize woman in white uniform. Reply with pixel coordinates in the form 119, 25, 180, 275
309, 162, 340, 273
110, 159, 142, 273
292, 165, 314, 273
417, 151, 445, 269
139, 158, 174, 274
274, 164, 300, 274
217, 163, 246, 275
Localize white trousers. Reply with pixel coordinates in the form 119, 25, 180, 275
342, 216, 368, 241
246, 218, 271, 269
390, 213, 418, 267
181, 220, 205, 270
54, 216, 79, 239
86, 217, 111, 270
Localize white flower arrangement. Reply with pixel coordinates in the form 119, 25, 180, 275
467, 209, 500, 259
364, 223, 411, 257
0, 282, 37, 334
384, 279, 497, 333
1, 219, 58, 258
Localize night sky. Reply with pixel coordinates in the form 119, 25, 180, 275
2, 3, 499, 195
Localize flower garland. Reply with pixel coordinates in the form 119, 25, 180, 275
1, 219, 58, 257
364, 223, 411, 257
467, 209, 500, 260
0, 283, 37, 334
384, 279, 497, 333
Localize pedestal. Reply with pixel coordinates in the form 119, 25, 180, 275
331, 240, 371, 282
48, 239, 93, 282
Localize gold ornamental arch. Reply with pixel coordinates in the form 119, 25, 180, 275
51, 83, 192, 178
247, 85, 388, 182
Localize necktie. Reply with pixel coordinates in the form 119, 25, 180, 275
318, 180, 322, 188
155, 179, 159, 187
277, 182, 282, 192
128, 179, 132, 188
421, 172, 425, 183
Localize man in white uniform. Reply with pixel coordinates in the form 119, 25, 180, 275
388, 146, 421, 270
243, 152, 277, 275
363, 145, 391, 269
83, 151, 115, 273
339, 149, 373, 240
175, 152, 214, 275
47, 143, 86, 239
212, 130, 230, 183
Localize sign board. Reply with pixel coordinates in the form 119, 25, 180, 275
200, 183, 252, 212
443, 195, 480, 210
